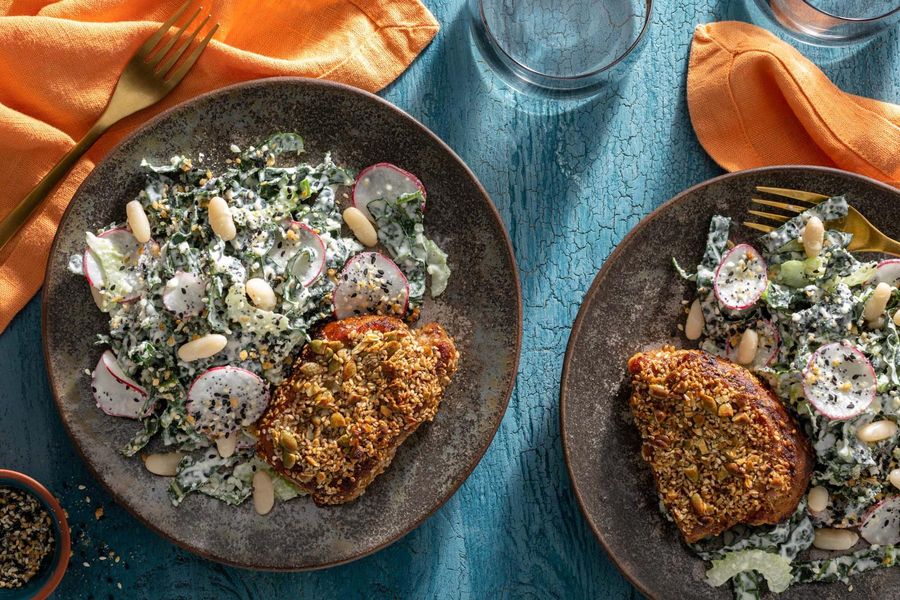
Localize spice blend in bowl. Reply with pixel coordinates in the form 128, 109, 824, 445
0, 487, 55, 589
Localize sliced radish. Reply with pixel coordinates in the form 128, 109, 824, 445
92, 350, 149, 419
186, 366, 269, 437
267, 222, 326, 287
162, 271, 206, 317
713, 244, 768, 310
725, 319, 781, 369
874, 260, 900, 286
352, 163, 425, 222
860, 496, 900, 546
333, 252, 409, 319
803, 341, 876, 420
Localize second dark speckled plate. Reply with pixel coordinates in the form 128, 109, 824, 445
42, 78, 522, 570
561, 167, 900, 599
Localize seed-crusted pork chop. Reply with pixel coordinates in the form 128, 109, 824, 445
257, 315, 459, 505
627, 347, 813, 543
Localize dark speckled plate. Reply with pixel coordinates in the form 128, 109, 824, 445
42, 78, 522, 570
561, 167, 900, 599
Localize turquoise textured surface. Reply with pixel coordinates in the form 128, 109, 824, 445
1, 1, 898, 597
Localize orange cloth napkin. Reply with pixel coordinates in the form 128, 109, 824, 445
0, 0, 438, 333
688, 21, 900, 187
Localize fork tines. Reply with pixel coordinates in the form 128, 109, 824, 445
138, 0, 219, 84
743, 186, 828, 233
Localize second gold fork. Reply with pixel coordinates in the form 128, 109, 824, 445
743, 185, 900, 257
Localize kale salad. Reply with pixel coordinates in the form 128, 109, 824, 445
69, 133, 450, 510
675, 196, 898, 598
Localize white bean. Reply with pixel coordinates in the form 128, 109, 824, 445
144, 452, 185, 476
342, 206, 378, 247
245, 278, 276, 311
856, 419, 898, 443
252, 471, 275, 515
807, 486, 829, 513
208, 196, 236, 241
893, 308, 900, 328
177, 334, 228, 362
126, 200, 152, 243
735, 329, 759, 365
216, 432, 238, 459
812, 528, 858, 551
864, 282, 892, 325
685, 299, 704, 340
802, 216, 824, 258
889, 469, 900, 490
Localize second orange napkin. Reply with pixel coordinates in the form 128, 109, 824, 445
0, 0, 439, 333
688, 21, 900, 187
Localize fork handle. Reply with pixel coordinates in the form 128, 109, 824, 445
0, 121, 109, 255
865, 235, 900, 258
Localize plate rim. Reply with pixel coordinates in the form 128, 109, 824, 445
40, 76, 523, 571
559, 165, 900, 599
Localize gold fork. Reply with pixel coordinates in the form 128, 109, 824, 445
743, 185, 900, 257
0, 0, 219, 254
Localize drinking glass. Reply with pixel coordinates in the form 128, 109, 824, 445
749, 0, 900, 45
469, 0, 653, 98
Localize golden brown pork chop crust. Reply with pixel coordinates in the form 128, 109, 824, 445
257, 315, 458, 505
627, 347, 813, 543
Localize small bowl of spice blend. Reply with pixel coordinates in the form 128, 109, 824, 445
0, 470, 70, 600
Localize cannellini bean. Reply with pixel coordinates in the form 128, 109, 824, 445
177, 334, 228, 362
342, 206, 378, 247
889, 469, 900, 490
864, 282, 892, 325
735, 329, 759, 365
216, 432, 238, 459
812, 528, 858, 551
126, 200, 151, 243
685, 299, 704, 340
894, 308, 900, 327
802, 216, 824, 258
856, 419, 898, 443
144, 452, 185, 476
245, 278, 276, 311
807, 486, 829, 513
208, 196, 236, 241
252, 471, 274, 515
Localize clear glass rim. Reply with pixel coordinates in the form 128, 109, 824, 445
798, 0, 900, 23
477, 0, 654, 82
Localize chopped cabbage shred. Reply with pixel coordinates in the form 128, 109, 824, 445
705, 550, 793, 594
69, 134, 449, 508
675, 196, 900, 597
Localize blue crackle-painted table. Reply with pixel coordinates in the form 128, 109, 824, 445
2, 1, 898, 598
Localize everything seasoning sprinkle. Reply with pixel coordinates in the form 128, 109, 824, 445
0, 487, 55, 589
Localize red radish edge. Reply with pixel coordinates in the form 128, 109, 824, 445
712, 244, 768, 310
101, 351, 148, 397
875, 259, 900, 286
186, 365, 267, 397
288, 221, 327, 287
92, 351, 150, 419
332, 252, 410, 319
803, 342, 876, 420
352, 163, 426, 219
